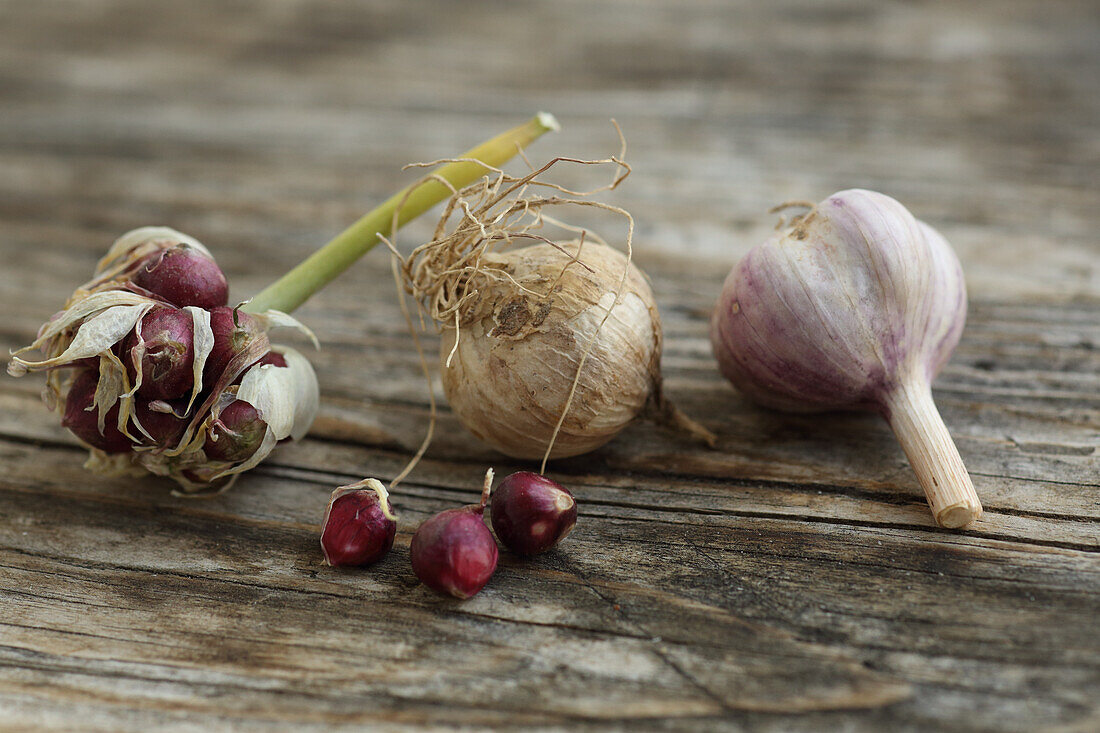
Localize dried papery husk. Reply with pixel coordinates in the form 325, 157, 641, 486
388, 141, 713, 466
99, 227, 212, 273
8, 291, 157, 374
183, 307, 215, 413
234, 344, 319, 444
10, 291, 162, 416
322, 478, 397, 525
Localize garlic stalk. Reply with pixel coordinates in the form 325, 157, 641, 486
244, 112, 560, 315
710, 189, 981, 528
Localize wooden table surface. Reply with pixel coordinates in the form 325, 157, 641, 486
1, 1, 1098, 730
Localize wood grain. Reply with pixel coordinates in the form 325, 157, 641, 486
0, 0, 1097, 730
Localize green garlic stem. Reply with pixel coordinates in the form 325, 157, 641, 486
244, 112, 560, 315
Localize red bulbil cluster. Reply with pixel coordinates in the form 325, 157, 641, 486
61, 241, 287, 465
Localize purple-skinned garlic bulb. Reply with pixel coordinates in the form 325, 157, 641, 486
710, 189, 981, 528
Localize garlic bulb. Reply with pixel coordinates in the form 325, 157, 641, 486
392, 144, 714, 465
441, 241, 661, 459
710, 189, 981, 528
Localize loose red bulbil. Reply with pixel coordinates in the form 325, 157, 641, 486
410, 471, 498, 599
320, 480, 397, 567
490, 471, 577, 555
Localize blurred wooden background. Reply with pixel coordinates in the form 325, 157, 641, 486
0, 0, 1097, 730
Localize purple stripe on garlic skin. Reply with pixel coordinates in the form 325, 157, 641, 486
710, 189, 981, 528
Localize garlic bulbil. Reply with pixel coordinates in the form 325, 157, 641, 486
410, 470, 498, 599
490, 471, 577, 556
710, 189, 981, 528
8, 228, 318, 493
320, 478, 398, 567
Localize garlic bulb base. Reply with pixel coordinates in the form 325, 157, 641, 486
882, 381, 982, 528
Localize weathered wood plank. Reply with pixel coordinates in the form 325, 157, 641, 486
0, 451, 912, 719
0, 0, 1098, 730
0, 439, 1096, 730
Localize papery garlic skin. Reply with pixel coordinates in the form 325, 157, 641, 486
440, 241, 661, 460
712, 190, 966, 411
102, 227, 212, 269
236, 344, 319, 444
710, 189, 980, 528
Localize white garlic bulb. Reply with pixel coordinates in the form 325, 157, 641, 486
441, 241, 662, 459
